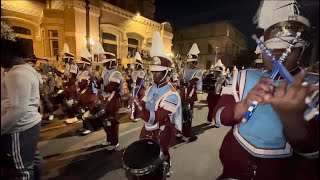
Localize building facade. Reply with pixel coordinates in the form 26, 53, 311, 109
172, 21, 247, 70
1, 0, 173, 66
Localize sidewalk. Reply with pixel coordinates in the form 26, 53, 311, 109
40, 107, 131, 132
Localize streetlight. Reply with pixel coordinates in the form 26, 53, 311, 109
215, 46, 219, 64
85, 0, 91, 51
85, 38, 95, 59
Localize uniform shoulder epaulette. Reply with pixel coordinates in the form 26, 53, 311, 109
168, 83, 176, 92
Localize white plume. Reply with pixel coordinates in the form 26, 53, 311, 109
63, 43, 70, 54
150, 31, 165, 57
92, 41, 105, 55
253, 0, 309, 29
81, 48, 91, 58
188, 43, 200, 55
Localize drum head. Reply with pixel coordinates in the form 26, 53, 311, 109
123, 139, 161, 169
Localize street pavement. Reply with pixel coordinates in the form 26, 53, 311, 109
39, 93, 230, 180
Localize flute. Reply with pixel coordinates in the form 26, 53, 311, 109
131, 76, 146, 120
241, 32, 301, 123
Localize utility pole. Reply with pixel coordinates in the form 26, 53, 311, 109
85, 0, 91, 51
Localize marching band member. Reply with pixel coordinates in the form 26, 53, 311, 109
206, 60, 226, 125
178, 43, 203, 142
75, 49, 99, 135
130, 52, 146, 121
100, 52, 123, 151
60, 43, 78, 84
132, 31, 182, 177
131, 51, 146, 100
61, 45, 79, 123
213, 1, 319, 179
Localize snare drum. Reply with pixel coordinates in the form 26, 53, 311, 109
49, 89, 65, 105
82, 106, 105, 131
122, 139, 168, 180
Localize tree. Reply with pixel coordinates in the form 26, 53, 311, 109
232, 49, 257, 68
1, 21, 17, 41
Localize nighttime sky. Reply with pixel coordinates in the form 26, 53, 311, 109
154, 0, 319, 50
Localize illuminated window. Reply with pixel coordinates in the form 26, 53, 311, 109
128, 38, 139, 57
102, 32, 117, 55
103, 43, 117, 55
48, 30, 59, 57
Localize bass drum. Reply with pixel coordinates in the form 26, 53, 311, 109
122, 139, 168, 180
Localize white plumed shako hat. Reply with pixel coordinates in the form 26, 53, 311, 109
149, 31, 172, 71
187, 43, 200, 62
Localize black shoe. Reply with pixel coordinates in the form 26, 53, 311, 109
212, 124, 220, 128
76, 128, 86, 133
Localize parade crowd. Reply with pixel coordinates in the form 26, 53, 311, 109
1, 0, 319, 180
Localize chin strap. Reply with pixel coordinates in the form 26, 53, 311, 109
298, 41, 311, 66
160, 69, 169, 83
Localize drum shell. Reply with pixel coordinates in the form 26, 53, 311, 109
202, 74, 217, 93
182, 101, 192, 122
122, 139, 166, 179
125, 163, 166, 180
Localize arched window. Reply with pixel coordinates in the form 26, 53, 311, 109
12, 26, 31, 35
102, 33, 117, 41
128, 38, 139, 46
102, 32, 117, 55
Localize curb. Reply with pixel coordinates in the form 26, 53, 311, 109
40, 109, 130, 133
40, 120, 83, 132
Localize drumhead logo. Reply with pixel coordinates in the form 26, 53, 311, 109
152, 57, 161, 65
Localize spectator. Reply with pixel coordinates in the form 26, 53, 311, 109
1, 38, 43, 180
39, 62, 56, 120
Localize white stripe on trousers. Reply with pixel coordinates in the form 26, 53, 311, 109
17, 133, 30, 180
12, 133, 30, 180
11, 133, 23, 180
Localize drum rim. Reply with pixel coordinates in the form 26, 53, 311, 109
122, 154, 164, 176
122, 139, 165, 176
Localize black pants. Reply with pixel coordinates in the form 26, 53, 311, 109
0, 123, 42, 180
